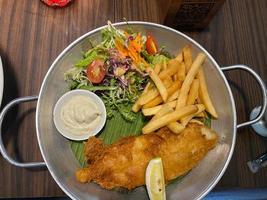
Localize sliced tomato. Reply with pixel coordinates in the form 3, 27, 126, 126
86, 59, 106, 83
146, 34, 158, 55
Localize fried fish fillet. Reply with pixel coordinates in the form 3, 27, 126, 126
76, 123, 218, 190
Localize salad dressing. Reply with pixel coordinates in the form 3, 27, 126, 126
60, 95, 101, 135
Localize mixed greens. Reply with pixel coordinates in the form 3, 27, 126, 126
64, 21, 172, 121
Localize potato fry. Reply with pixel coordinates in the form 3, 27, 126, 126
175, 52, 183, 62
197, 96, 202, 104
163, 76, 173, 86
186, 79, 199, 105
143, 96, 163, 108
159, 59, 180, 79
167, 122, 185, 134
177, 62, 186, 81
196, 111, 205, 118
138, 87, 160, 105
132, 81, 151, 112
146, 67, 168, 102
138, 78, 172, 106
152, 83, 183, 136
142, 105, 198, 134
142, 101, 177, 116
181, 104, 205, 127
197, 67, 218, 118
143, 80, 181, 108
190, 119, 204, 125
154, 63, 161, 74
167, 90, 179, 102
132, 101, 142, 112
183, 46, 193, 73
143, 82, 152, 93
151, 104, 173, 121
176, 53, 206, 110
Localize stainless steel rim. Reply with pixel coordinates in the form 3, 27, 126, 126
36, 21, 237, 200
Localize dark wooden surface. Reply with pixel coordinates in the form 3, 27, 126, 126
0, 0, 266, 198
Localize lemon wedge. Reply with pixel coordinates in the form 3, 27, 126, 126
146, 157, 166, 200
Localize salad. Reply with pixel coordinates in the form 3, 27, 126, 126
64, 21, 172, 122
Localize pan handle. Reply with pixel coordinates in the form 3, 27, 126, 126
0, 96, 46, 168
221, 65, 267, 129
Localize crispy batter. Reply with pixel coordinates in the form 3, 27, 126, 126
76, 123, 218, 190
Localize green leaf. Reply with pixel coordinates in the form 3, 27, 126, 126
152, 54, 169, 65
70, 140, 86, 167
141, 50, 154, 63
203, 113, 212, 128
75, 51, 98, 68
116, 103, 137, 122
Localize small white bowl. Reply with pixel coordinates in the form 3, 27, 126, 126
53, 89, 106, 141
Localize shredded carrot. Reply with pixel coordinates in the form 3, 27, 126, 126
115, 33, 149, 70
115, 40, 128, 57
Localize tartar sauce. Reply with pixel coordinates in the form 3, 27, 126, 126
60, 95, 101, 135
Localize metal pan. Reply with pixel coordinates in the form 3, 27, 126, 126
0, 22, 266, 200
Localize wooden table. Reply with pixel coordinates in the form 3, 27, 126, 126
0, 0, 266, 198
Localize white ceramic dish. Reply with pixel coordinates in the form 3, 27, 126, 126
53, 89, 106, 141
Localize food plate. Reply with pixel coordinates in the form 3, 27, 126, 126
0, 22, 266, 200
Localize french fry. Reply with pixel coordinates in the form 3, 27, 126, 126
159, 59, 180, 79
138, 87, 160, 105
163, 78, 174, 88
167, 90, 179, 102
143, 96, 163, 108
197, 67, 218, 118
166, 80, 182, 93
183, 46, 193, 73
175, 52, 183, 62
190, 119, 204, 125
151, 104, 173, 121
153, 105, 184, 134
176, 53, 206, 110
186, 79, 199, 105
154, 63, 161, 74
163, 76, 173, 86
142, 101, 177, 116
146, 67, 168, 102
132, 82, 151, 112
181, 104, 205, 127
142, 105, 198, 134
132, 101, 142, 112
197, 96, 202, 104
143, 80, 181, 108
195, 111, 205, 118
132, 80, 154, 112
167, 122, 185, 134
143, 82, 152, 93
138, 78, 172, 106
177, 62, 186, 81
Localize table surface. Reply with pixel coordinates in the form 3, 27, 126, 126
0, 0, 266, 198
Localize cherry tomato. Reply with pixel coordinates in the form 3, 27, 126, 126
146, 34, 158, 55
86, 59, 106, 84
